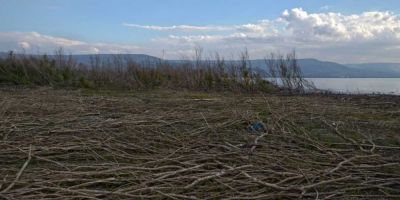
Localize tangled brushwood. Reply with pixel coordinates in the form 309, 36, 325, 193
0, 49, 316, 93
0, 88, 399, 199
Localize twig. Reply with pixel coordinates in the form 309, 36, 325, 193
1, 145, 32, 193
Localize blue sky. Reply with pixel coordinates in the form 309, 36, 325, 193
1, 0, 400, 62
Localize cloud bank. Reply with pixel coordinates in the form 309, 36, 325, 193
0, 32, 141, 54
145, 8, 400, 62
1, 8, 400, 63
122, 23, 233, 32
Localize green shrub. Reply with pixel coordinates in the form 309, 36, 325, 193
0, 50, 285, 93
79, 77, 95, 89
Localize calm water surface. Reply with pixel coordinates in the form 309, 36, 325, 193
306, 78, 400, 95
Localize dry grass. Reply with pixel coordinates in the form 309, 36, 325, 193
0, 87, 399, 199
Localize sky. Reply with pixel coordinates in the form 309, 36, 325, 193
1, 0, 400, 63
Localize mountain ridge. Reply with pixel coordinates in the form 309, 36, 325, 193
1, 52, 400, 78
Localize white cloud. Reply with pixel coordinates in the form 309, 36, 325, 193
237, 24, 265, 34
123, 23, 232, 32
137, 8, 400, 62
320, 5, 331, 10
2, 8, 400, 63
123, 22, 272, 35
19, 42, 31, 49
280, 8, 400, 42
0, 32, 141, 54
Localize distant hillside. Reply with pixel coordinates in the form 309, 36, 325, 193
298, 59, 354, 78
250, 59, 400, 78
0, 52, 8, 58
70, 54, 161, 64
1, 52, 400, 78
249, 59, 354, 78
0, 53, 161, 64
346, 63, 400, 74
296, 59, 400, 78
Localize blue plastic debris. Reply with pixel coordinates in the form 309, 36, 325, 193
247, 121, 266, 133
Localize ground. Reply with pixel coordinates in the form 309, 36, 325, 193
0, 87, 399, 199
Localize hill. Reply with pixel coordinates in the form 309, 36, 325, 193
346, 63, 400, 76
1, 52, 400, 78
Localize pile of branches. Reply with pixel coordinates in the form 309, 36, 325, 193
0, 89, 399, 199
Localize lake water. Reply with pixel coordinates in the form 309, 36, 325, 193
305, 78, 400, 95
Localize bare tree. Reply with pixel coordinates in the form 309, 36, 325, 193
265, 50, 315, 93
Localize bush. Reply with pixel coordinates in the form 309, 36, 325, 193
265, 51, 315, 94
0, 49, 310, 93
